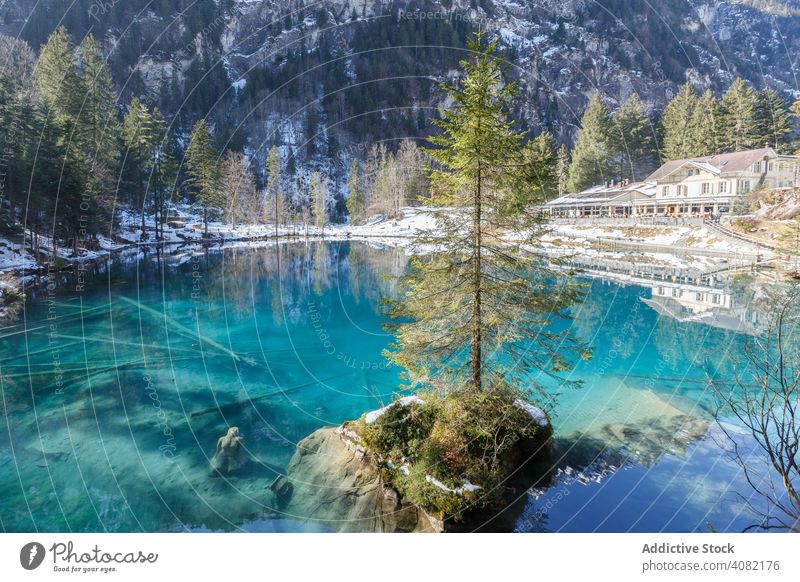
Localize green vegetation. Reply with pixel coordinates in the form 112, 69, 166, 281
568, 94, 615, 192
659, 83, 698, 161
355, 384, 552, 518
185, 119, 223, 236
266, 146, 286, 234
613, 94, 659, 182
4, 12, 800, 253
385, 33, 587, 391
376, 34, 586, 520
659, 79, 796, 161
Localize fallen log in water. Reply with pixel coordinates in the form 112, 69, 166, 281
117, 296, 243, 362
50, 333, 201, 354
189, 370, 358, 419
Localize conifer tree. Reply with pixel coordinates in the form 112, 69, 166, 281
34, 27, 112, 252
77, 34, 118, 200
613, 94, 658, 181
266, 145, 283, 235
150, 115, 178, 240
0, 74, 27, 232
690, 89, 721, 157
720, 78, 759, 152
555, 144, 570, 197
755, 88, 792, 152
568, 94, 614, 192
385, 33, 587, 392
660, 83, 698, 161
346, 159, 365, 224
515, 132, 556, 210
185, 119, 222, 236
123, 97, 160, 238
34, 26, 81, 128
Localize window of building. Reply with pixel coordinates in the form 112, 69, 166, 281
712, 294, 720, 305
743, 180, 751, 193
702, 183, 710, 194
696, 292, 703, 301
768, 162, 774, 171
687, 168, 695, 176
719, 181, 727, 193
662, 185, 669, 197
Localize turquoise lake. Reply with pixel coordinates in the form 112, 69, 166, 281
0, 241, 778, 532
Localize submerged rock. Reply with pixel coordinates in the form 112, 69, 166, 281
281, 426, 443, 532
210, 426, 248, 476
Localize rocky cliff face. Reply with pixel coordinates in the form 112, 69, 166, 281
3, 0, 799, 172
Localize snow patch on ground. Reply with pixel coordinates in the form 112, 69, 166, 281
0, 238, 37, 272
364, 395, 425, 424
514, 399, 550, 427
425, 474, 483, 494
543, 224, 743, 251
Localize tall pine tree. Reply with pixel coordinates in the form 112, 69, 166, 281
660, 83, 698, 161
123, 97, 161, 238
613, 94, 658, 181
150, 110, 177, 240
519, 132, 557, 208
555, 144, 570, 197
185, 119, 222, 236
77, 34, 118, 201
34, 26, 81, 129
266, 145, 284, 234
720, 78, 759, 152
755, 88, 792, 152
568, 94, 614, 192
385, 33, 587, 392
690, 89, 722, 157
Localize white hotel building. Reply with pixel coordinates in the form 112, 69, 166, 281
544, 147, 800, 218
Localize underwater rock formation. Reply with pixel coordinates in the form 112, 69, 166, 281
210, 426, 248, 476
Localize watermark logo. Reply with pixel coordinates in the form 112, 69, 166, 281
20, 542, 46, 570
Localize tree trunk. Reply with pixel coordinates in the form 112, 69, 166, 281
139, 174, 146, 240
204, 207, 208, 237
471, 162, 482, 391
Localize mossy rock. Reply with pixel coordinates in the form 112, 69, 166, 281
356, 385, 554, 524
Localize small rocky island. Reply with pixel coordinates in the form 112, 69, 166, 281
272, 388, 554, 532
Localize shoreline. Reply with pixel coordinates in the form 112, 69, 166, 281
1, 208, 794, 320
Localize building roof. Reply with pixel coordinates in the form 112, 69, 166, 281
645, 147, 787, 182
544, 180, 654, 207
